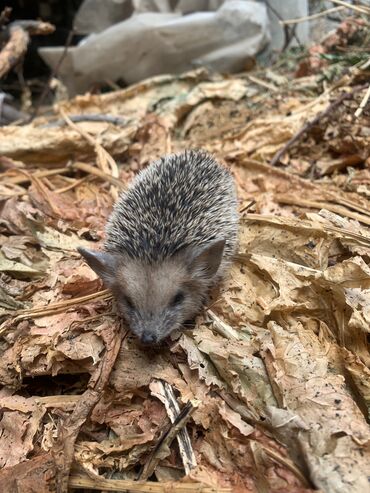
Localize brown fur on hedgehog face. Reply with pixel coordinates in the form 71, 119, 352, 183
78, 239, 225, 344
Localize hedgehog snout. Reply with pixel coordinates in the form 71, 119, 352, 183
135, 318, 178, 344
140, 332, 157, 345
128, 308, 183, 345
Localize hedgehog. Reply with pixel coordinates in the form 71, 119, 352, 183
78, 150, 239, 344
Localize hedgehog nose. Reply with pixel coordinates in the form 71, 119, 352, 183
140, 333, 156, 345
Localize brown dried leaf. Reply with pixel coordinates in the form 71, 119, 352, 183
261, 320, 370, 493
0, 396, 46, 468
0, 453, 56, 493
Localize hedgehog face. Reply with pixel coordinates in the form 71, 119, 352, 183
78, 239, 225, 344
113, 259, 203, 344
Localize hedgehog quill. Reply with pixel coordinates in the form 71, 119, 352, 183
78, 150, 239, 344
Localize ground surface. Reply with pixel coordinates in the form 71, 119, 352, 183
0, 37, 370, 493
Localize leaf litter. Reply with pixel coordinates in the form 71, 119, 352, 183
0, 32, 370, 493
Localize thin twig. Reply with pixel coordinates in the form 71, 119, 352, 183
29, 29, 74, 122
54, 175, 90, 194
60, 108, 120, 200
239, 199, 256, 214
270, 86, 366, 166
139, 401, 195, 480
70, 161, 124, 189
264, 0, 303, 51
281, 6, 345, 25
330, 0, 370, 15
0, 289, 111, 335
41, 114, 129, 128
276, 195, 370, 226
244, 213, 370, 247
69, 473, 231, 493
354, 84, 370, 118
247, 75, 278, 92
260, 444, 312, 487
151, 380, 197, 475
1, 167, 70, 186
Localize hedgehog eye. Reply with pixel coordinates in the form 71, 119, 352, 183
170, 291, 184, 307
123, 295, 135, 310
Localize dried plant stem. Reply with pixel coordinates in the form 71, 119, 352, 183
326, 194, 370, 217
69, 473, 231, 492
239, 158, 370, 218
139, 399, 196, 480
276, 195, 370, 226
247, 75, 278, 92
0, 290, 111, 335
244, 213, 370, 247
239, 199, 256, 214
330, 0, 370, 15
29, 29, 73, 122
71, 161, 124, 189
150, 380, 197, 475
208, 310, 241, 340
54, 175, 90, 194
260, 444, 311, 487
2, 168, 70, 186
163, 386, 197, 475
354, 84, 370, 118
43, 114, 128, 128
280, 6, 345, 25
59, 108, 120, 200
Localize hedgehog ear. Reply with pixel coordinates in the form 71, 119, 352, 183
78, 247, 118, 287
185, 239, 225, 279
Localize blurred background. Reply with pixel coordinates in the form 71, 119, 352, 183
0, 0, 366, 120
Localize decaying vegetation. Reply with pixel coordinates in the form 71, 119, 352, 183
0, 8, 369, 493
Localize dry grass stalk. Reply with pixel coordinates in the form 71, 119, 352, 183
69, 473, 231, 492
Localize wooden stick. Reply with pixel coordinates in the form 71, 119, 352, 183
59, 108, 119, 184
0, 20, 55, 80
0, 25, 29, 79
11, 20, 55, 35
